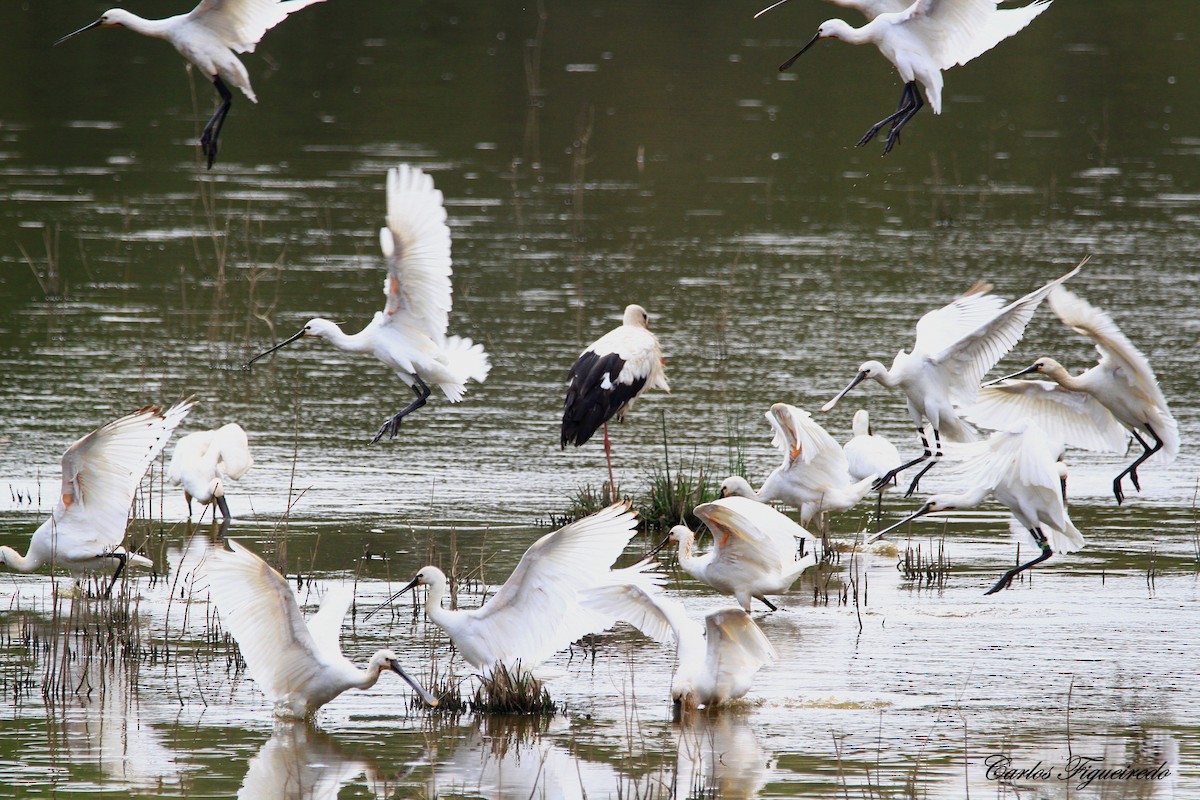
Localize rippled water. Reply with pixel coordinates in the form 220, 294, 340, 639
1, 0, 1198, 796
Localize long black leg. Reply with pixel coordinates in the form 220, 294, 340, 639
215, 494, 232, 520
872, 426, 933, 492
903, 427, 942, 498
984, 529, 1053, 595
882, 86, 924, 155
858, 81, 918, 149
1113, 426, 1163, 504
103, 552, 128, 599
371, 375, 432, 444
757, 595, 779, 612
199, 76, 233, 170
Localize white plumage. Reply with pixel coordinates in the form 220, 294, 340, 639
776, 0, 1053, 154
873, 421, 1083, 595
245, 164, 490, 443
383, 503, 662, 675
655, 496, 817, 612
168, 422, 253, 519
721, 403, 877, 528
581, 583, 776, 712
57, 0, 327, 168
205, 539, 436, 719
843, 409, 902, 485
0, 400, 192, 595
969, 285, 1179, 505
822, 263, 1081, 497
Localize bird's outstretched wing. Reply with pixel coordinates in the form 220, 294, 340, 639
1048, 285, 1178, 459
964, 380, 1128, 453
765, 403, 861, 494
921, 263, 1081, 404
305, 585, 354, 666
465, 503, 647, 669
190, 0, 326, 54
55, 400, 193, 552
704, 608, 776, 692
694, 497, 811, 574
903, 0, 1053, 71
205, 540, 334, 705
378, 164, 454, 343
579, 581, 698, 649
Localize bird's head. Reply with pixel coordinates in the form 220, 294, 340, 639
779, 19, 853, 71
719, 476, 755, 499
986, 356, 1066, 386
821, 361, 883, 412
623, 304, 651, 329
243, 319, 335, 368
373, 649, 439, 706
55, 10, 132, 45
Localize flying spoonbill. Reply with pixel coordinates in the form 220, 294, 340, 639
370, 503, 662, 676
168, 422, 253, 520
821, 261, 1083, 497
652, 496, 817, 612
872, 421, 1082, 594
205, 539, 437, 719
720, 403, 876, 529
776, 0, 1053, 154
979, 285, 1178, 504
245, 164, 490, 443
582, 583, 776, 714
57, 0, 327, 169
562, 304, 670, 497
0, 400, 193, 596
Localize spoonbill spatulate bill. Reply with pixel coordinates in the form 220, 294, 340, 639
168, 422, 253, 520
720, 403, 876, 528
562, 304, 670, 496
777, 0, 1053, 154
821, 260, 1084, 498
581, 583, 777, 714
244, 164, 490, 444
653, 496, 816, 612
975, 286, 1179, 505
0, 400, 193, 596
56, 0, 327, 169
205, 539, 437, 719
872, 421, 1083, 595
371, 503, 662, 676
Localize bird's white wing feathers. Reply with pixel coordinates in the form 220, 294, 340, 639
579, 582, 698, 649
921, 264, 1079, 404
190, 0, 326, 54
694, 497, 811, 574
378, 164, 454, 343
964, 380, 1128, 453
766, 404, 850, 474
585, 325, 670, 392
55, 400, 193, 552
704, 609, 777, 690
465, 504, 645, 668
305, 585, 355, 666
206, 540, 336, 705
904, 0, 1052, 71
212, 423, 254, 480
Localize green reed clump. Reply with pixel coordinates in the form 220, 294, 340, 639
469, 663, 562, 716
638, 459, 721, 533
549, 481, 623, 528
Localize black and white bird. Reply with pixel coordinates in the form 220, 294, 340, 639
561, 304, 669, 494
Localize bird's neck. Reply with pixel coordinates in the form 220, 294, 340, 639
828, 18, 873, 46
945, 484, 992, 510
113, 11, 175, 41
351, 663, 385, 691
320, 319, 375, 354
423, 583, 456, 629
0, 544, 42, 573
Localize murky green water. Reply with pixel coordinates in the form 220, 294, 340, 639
1, 0, 1197, 796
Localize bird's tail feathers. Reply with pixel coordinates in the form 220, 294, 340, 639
1007, 517, 1084, 556
437, 335, 490, 401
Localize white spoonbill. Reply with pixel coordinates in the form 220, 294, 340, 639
57, 0, 326, 169
168, 422, 253, 520
720, 403, 876, 529
843, 408, 902, 524
205, 539, 437, 719
245, 164, 490, 444
370, 503, 661, 676
821, 261, 1083, 497
582, 583, 776, 714
777, 0, 1052, 154
652, 496, 817, 612
976, 286, 1179, 505
757, 0, 910, 24
0, 400, 192, 596
872, 421, 1083, 595
562, 304, 670, 496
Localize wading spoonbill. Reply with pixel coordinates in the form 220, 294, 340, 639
205, 539, 436, 719
843, 408, 902, 524
652, 496, 817, 612
720, 403, 876, 529
0, 400, 193, 596
821, 261, 1083, 497
562, 304, 670, 497
776, 0, 1052, 154
370, 503, 661, 676
872, 421, 1082, 594
245, 164, 490, 443
57, 0, 327, 169
582, 583, 776, 714
168, 422, 253, 520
